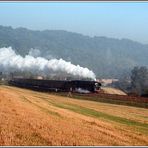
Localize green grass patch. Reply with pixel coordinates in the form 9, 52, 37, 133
34, 95, 148, 131
46, 100, 148, 131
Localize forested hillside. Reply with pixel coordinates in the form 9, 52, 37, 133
0, 25, 148, 78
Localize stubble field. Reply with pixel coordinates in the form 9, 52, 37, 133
0, 85, 148, 146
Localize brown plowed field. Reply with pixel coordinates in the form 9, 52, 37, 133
0, 85, 148, 146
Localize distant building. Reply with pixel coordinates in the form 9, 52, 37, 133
97, 79, 118, 86
36, 76, 44, 80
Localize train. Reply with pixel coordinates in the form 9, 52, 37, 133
8, 78, 101, 93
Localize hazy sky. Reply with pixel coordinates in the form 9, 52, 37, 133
0, 2, 148, 44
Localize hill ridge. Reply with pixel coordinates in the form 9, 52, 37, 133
0, 25, 148, 78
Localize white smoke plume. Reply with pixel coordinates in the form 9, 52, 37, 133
75, 88, 90, 94
0, 47, 96, 80
28, 48, 41, 57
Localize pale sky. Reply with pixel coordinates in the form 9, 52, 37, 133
0, 2, 148, 44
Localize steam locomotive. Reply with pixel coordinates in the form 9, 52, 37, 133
8, 78, 101, 93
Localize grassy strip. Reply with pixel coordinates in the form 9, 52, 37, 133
43, 100, 148, 131
23, 94, 148, 134
35, 94, 148, 130
20, 96, 61, 117
34, 95, 148, 130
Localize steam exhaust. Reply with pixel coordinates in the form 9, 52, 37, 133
0, 47, 96, 80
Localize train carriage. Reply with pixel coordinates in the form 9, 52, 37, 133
8, 78, 101, 93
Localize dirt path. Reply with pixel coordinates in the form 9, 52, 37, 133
0, 86, 148, 146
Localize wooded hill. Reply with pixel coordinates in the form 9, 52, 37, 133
0, 25, 148, 78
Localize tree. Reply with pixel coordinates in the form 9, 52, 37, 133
131, 66, 148, 95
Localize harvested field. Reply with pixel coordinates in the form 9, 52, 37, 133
0, 85, 148, 146
101, 87, 127, 95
